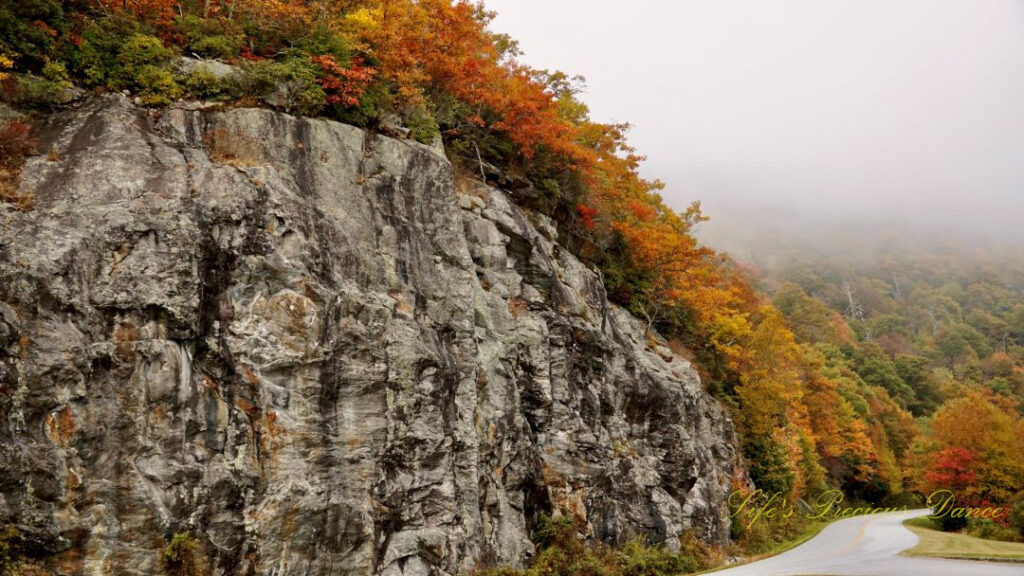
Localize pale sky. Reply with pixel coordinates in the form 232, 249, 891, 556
485, 1, 1024, 246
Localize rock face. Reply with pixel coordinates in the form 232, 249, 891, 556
0, 96, 736, 576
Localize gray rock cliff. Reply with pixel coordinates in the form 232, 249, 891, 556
0, 95, 736, 575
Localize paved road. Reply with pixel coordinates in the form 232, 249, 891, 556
711, 508, 1024, 576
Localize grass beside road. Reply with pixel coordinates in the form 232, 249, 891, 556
903, 516, 1024, 562
697, 519, 831, 574
760, 519, 831, 557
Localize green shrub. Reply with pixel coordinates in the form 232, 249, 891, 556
934, 511, 968, 532
40, 60, 68, 83
70, 25, 182, 105
191, 36, 241, 61
617, 538, 702, 576
5, 71, 70, 109
162, 532, 207, 576
134, 65, 181, 106
967, 518, 1021, 543
406, 105, 440, 145
288, 25, 353, 62
116, 34, 177, 79
70, 17, 137, 87
235, 58, 324, 115
107, 35, 181, 105
330, 80, 388, 128
530, 515, 580, 550
1009, 494, 1024, 538
232, 59, 285, 96
182, 67, 222, 99
0, 0, 66, 68
176, 15, 243, 60
985, 377, 1013, 395
728, 511, 783, 555
743, 434, 795, 497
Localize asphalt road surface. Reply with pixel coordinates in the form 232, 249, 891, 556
710, 509, 1024, 576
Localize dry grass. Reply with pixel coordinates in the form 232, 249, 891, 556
0, 167, 34, 211
203, 127, 262, 168
455, 172, 489, 201
0, 120, 36, 211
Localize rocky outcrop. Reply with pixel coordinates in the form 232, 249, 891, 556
0, 95, 735, 576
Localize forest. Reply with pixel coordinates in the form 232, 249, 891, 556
753, 231, 1024, 534
2, 0, 1022, 573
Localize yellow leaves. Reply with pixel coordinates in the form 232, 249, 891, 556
706, 312, 752, 358
0, 54, 12, 81
556, 95, 589, 125
748, 306, 799, 364
343, 7, 383, 30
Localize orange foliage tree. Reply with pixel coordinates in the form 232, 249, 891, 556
913, 391, 1024, 506
344, 0, 578, 161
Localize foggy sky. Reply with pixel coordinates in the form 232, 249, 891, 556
485, 1, 1024, 247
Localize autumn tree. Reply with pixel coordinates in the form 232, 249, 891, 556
917, 391, 1024, 505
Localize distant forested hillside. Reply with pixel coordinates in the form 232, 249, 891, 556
727, 226, 1024, 538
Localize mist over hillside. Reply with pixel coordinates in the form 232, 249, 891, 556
695, 199, 1024, 271
486, 0, 1024, 254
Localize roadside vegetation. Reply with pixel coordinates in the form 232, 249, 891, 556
904, 516, 1024, 561
693, 519, 831, 575
474, 516, 716, 576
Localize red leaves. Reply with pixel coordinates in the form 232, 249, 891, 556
311, 55, 377, 108
0, 121, 35, 169
357, 0, 580, 161
919, 392, 1024, 506
925, 447, 977, 491
238, 46, 263, 62
94, 0, 179, 28
626, 200, 657, 222
29, 20, 58, 38
0, 120, 36, 211
577, 203, 599, 230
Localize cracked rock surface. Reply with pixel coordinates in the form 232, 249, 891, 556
0, 95, 736, 576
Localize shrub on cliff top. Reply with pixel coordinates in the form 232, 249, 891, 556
181, 66, 223, 99
71, 17, 137, 88
2, 70, 71, 110
234, 58, 325, 115
70, 25, 183, 105
176, 15, 243, 60
113, 34, 182, 105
